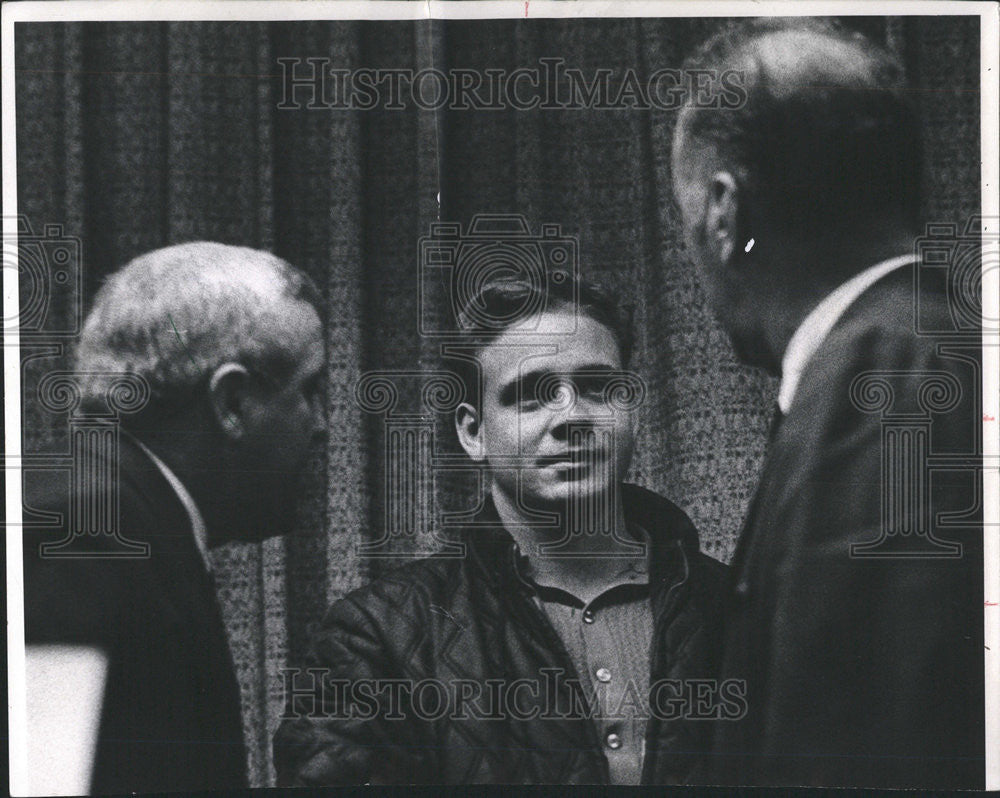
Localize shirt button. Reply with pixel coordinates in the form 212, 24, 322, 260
595, 667, 611, 683
605, 732, 622, 750
582, 609, 595, 624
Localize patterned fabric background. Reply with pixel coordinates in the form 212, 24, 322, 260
15, 16, 980, 785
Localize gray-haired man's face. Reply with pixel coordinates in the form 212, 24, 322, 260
233, 300, 325, 539
670, 121, 758, 365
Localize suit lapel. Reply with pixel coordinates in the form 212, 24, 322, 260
727, 403, 784, 589
116, 434, 219, 634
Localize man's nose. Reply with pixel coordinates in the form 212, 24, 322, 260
546, 398, 601, 439
548, 414, 570, 441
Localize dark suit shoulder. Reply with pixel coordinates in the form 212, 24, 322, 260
23, 438, 202, 646
786, 264, 968, 448
823, 261, 955, 358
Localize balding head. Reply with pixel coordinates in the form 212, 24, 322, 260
77, 241, 322, 423
674, 18, 921, 241
670, 19, 923, 372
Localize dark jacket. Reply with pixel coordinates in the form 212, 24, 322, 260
23, 433, 248, 793
710, 265, 984, 789
274, 483, 728, 785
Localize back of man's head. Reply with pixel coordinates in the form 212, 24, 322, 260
76, 241, 321, 424
677, 18, 922, 242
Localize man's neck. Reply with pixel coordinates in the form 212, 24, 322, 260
491, 483, 646, 602
126, 430, 213, 567
127, 424, 226, 547
760, 228, 918, 375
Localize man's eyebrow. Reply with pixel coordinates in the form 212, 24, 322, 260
498, 368, 546, 404
498, 364, 619, 404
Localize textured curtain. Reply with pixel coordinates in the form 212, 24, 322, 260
14, 16, 980, 785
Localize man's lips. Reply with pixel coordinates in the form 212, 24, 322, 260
536, 451, 604, 467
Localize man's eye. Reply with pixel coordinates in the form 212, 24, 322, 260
516, 377, 542, 406
574, 376, 609, 398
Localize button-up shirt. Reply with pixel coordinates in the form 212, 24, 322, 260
513, 523, 653, 785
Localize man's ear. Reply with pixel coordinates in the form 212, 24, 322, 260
455, 402, 484, 462
208, 362, 252, 441
705, 170, 741, 268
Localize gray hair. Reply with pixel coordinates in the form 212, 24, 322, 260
76, 241, 321, 420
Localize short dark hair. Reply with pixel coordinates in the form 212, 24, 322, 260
449, 275, 633, 408
678, 18, 922, 237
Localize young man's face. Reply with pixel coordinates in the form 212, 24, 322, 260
457, 309, 637, 510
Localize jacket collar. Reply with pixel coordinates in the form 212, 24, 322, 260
467, 483, 699, 597
115, 430, 212, 569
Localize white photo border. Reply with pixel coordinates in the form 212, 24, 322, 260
3, 1, 997, 792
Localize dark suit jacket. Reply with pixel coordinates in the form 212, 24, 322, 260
710, 265, 984, 788
23, 433, 248, 793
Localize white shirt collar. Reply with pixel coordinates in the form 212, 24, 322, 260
777, 253, 918, 416
132, 437, 212, 572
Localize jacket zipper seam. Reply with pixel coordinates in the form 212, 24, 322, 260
507, 561, 612, 784
641, 538, 691, 785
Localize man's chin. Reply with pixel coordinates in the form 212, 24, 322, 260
228, 482, 302, 543
217, 509, 295, 546
527, 478, 615, 509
